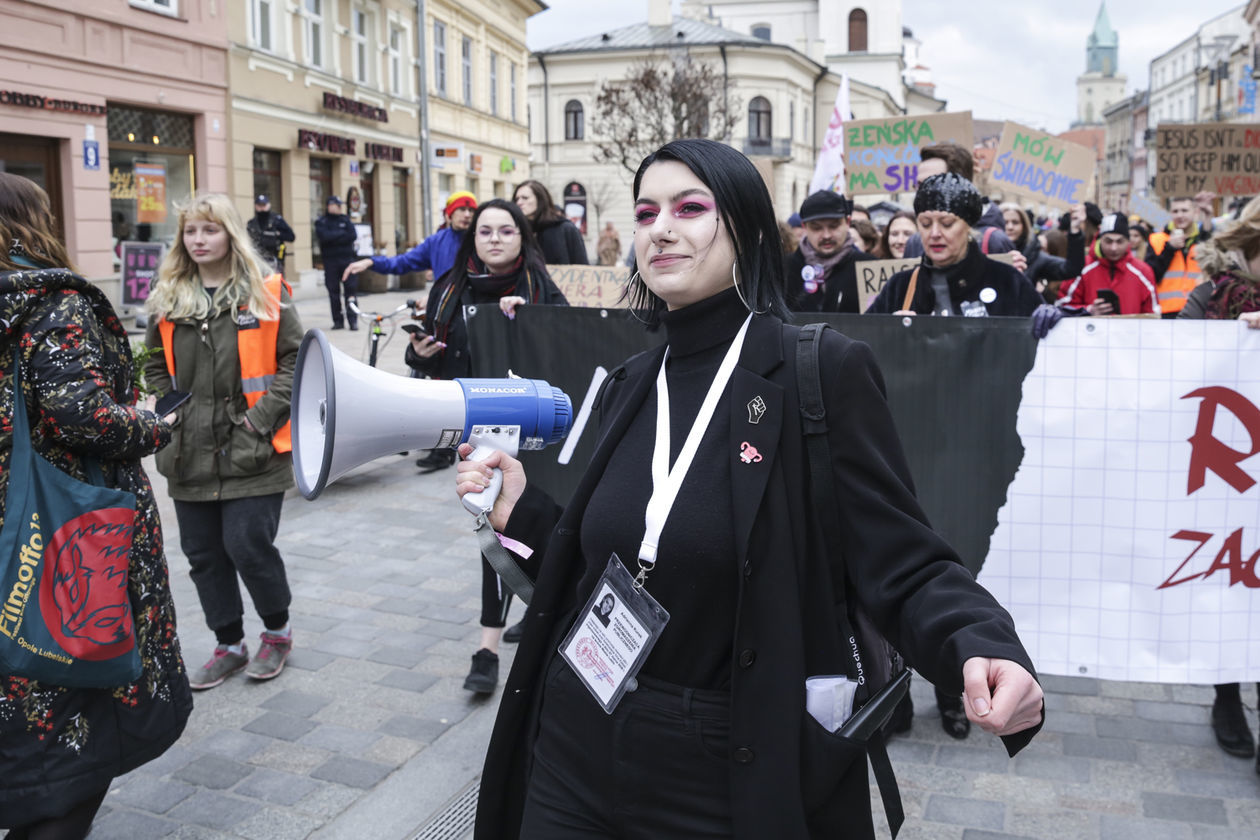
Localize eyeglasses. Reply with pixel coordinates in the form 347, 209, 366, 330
475, 227, 520, 241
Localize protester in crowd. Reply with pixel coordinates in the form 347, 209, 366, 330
407, 198, 567, 688
777, 219, 798, 254
513, 179, 589, 265
1001, 202, 1066, 295
851, 203, 872, 223
246, 194, 295, 275
1057, 213, 1157, 317
1061, 201, 1103, 280
596, 221, 621, 266
343, 191, 477, 288
1174, 197, 1260, 774
788, 211, 804, 242
784, 190, 875, 312
869, 173, 1042, 321
314, 195, 360, 330
1129, 220, 1151, 263
455, 140, 1043, 839
853, 218, 880, 253
145, 193, 302, 690
877, 210, 917, 259
0, 173, 192, 839
1147, 193, 1216, 318
904, 143, 1025, 273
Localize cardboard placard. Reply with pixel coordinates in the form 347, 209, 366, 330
1154, 123, 1260, 197
120, 241, 165, 305
856, 258, 918, 311
990, 123, 1096, 210
844, 112, 973, 195
988, 251, 1020, 267
549, 264, 631, 308
1129, 193, 1172, 229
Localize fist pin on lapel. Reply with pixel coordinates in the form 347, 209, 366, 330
747, 395, 766, 425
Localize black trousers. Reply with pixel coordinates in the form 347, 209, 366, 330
519, 657, 733, 838
324, 261, 358, 327
174, 493, 291, 643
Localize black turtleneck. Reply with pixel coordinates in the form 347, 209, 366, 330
578, 286, 746, 690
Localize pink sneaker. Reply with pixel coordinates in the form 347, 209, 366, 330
245, 631, 292, 680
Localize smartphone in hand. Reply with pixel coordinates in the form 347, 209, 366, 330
1097, 288, 1121, 314
154, 390, 191, 416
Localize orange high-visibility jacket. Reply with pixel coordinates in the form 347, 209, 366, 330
1148, 232, 1202, 315
157, 274, 292, 452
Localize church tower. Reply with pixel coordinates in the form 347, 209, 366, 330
1074, 2, 1127, 126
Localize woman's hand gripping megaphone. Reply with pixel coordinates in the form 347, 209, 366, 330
455, 443, 527, 531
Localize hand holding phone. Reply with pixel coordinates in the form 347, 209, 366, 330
1096, 288, 1121, 315
154, 390, 191, 418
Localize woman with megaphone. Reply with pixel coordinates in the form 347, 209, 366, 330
455, 140, 1045, 840
407, 197, 568, 694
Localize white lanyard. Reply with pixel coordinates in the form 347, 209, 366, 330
638, 314, 753, 572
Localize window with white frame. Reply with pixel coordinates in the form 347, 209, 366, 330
302, 0, 326, 68
249, 0, 274, 49
510, 63, 518, 121
434, 21, 447, 97
462, 36, 473, 106
352, 7, 372, 85
389, 24, 405, 95
489, 52, 498, 116
130, 0, 178, 15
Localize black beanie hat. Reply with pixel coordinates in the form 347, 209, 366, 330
913, 173, 983, 226
1098, 212, 1129, 238
799, 190, 854, 222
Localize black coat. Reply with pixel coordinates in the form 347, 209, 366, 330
533, 215, 588, 265
868, 242, 1043, 317
474, 313, 1042, 839
784, 247, 875, 312
314, 213, 359, 264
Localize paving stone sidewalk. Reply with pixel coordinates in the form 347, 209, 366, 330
31, 283, 1260, 839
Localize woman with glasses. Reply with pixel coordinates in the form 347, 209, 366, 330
407, 198, 567, 693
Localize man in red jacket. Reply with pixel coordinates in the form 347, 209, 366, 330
1058, 213, 1157, 316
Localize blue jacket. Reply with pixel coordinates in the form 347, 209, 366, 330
370, 226, 465, 280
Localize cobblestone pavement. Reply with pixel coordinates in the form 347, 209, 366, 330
34, 282, 1260, 838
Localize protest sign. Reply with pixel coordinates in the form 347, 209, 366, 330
120, 241, 164, 305
1129, 193, 1172, 229
549, 264, 630, 308
990, 123, 1096, 210
856, 258, 917, 311
1155, 123, 1260, 197
844, 112, 973, 195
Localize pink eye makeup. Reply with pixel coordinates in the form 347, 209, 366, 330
633, 195, 716, 227
633, 204, 659, 226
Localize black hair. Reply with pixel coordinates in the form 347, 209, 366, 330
449, 198, 547, 280
626, 139, 789, 324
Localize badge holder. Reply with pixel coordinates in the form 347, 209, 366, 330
558, 554, 669, 714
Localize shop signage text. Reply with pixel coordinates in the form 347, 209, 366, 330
364, 143, 403, 162
299, 129, 357, 155
322, 92, 388, 122
0, 90, 107, 116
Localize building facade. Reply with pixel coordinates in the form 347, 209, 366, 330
1101, 93, 1135, 211
0, 0, 229, 283
228, 0, 540, 279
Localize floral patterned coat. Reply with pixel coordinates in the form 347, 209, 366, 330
0, 268, 192, 826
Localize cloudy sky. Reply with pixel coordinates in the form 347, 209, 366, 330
527, 0, 1250, 133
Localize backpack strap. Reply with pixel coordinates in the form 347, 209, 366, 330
900, 267, 920, 313
981, 226, 995, 255
795, 322, 905, 838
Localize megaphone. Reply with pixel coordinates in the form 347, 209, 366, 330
291, 329, 572, 510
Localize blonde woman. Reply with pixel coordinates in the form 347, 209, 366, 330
145, 194, 303, 689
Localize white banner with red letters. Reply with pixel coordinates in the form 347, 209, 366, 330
979, 318, 1260, 684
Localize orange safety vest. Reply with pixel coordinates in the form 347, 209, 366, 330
157, 274, 292, 453
1148, 231, 1202, 315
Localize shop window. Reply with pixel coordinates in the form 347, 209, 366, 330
490, 52, 499, 116
253, 149, 283, 215
748, 96, 772, 144
848, 9, 867, 53
309, 157, 333, 265
107, 105, 196, 248
434, 21, 447, 97
462, 36, 473, 106
0, 134, 64, 241
250, 0, 274, 50
393, 167, 410, 250
565, 100, 583, 140
130, 0, 177, 16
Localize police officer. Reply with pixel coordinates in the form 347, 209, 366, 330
314, 195, 360, 330
245, 194, 295, 274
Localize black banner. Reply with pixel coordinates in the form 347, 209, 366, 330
467, 308, 1037, 574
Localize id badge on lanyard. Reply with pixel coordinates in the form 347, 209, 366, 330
558, 313, 753, 713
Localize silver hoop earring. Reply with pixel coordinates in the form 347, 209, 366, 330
626, 271, 652, 325
732, 261, 767, 314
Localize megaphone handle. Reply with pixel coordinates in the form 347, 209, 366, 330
460, 444, 504, 516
